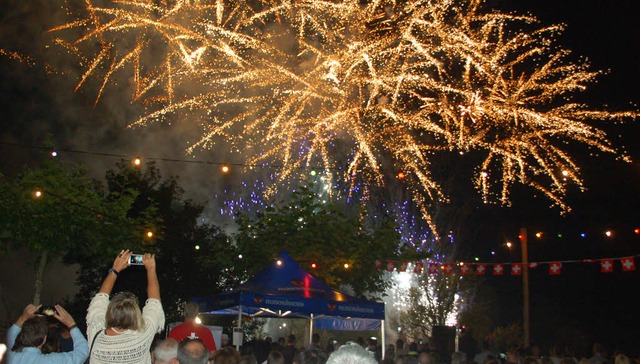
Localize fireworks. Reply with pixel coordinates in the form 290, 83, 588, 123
49, 0, 636, 230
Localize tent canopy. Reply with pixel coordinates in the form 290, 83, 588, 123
195, 251, 384, 330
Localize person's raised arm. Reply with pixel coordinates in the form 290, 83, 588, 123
15, 304, 40, 328
143, 253, 160, 300
99, 250, 131, 294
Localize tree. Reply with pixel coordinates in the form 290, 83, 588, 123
70, 160, 238, 323
233, 184, 418, 297
0, 159, 137, 304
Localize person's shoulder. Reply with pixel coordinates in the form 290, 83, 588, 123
169, 322, 187, 335
196, 324, 213, 335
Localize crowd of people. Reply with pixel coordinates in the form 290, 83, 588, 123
1, 250, 638, 364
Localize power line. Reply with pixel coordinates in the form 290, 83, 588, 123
0, 141, 370, 173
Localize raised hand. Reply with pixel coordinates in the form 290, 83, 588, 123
113, 249, 132, 272
53, 305, 77, 329
16, 303, 40, 327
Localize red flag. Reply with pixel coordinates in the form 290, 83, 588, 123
511, 263, 523, 276
386, 261, 395, 272
398, 262, 408, 272
442, 263, 455, 275
621, 257, 636, 272
600, 259, 614, 273
475, 264, 486, 275
413, 262, 424, 274
529, 262, 539, 268
374, 259, 382, 270
460, 264, 471, 275
549, 262, 562, 275
493, 264, 504, 275
428, 263, 440, 275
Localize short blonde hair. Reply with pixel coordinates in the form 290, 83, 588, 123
106, 292, 143, 331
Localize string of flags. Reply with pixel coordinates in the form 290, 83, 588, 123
374, 255, 638, 276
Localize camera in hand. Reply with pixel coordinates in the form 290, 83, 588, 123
129, 254, 144, 265
39, 305, 57, 316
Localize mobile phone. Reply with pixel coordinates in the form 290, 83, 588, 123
39, 305, 58, 316
129, 254, 144, 265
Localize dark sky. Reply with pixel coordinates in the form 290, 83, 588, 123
1, 0, 639, 355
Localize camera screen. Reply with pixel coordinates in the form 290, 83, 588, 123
129, 254, 144, 265
39, 305, 57, 316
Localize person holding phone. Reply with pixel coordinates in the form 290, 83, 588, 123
5, 303, 88, 363
86, 249, 165, 364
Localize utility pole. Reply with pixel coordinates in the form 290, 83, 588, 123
520, 227, 530, 348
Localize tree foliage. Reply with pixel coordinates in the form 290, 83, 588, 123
0, 159, 136, 304
233, 185, 413, 297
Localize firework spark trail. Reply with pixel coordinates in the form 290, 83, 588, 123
48, 0, 637, 232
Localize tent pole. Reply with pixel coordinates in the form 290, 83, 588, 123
235, 305, 242, 351
309, 313, 314, 348
381, 319, 385, 360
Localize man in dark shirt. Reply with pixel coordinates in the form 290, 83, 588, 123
281, 334, 298, 364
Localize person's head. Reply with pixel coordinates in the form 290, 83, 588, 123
178, 338, 209, 364
484, 356, 500, 364
327, 343, 378, 364
267, 350, 285, 364
240, 354, 259, 364
305, 351, 322, 364
540, 358, 553, 364
213, 346, 242, 364
41, 327, 61, 354
421, 352, 439, 364
154, 338, 179, 364
367, 337, 378, 349
106, 291, 143, 331
12, 317, 49, 352
312, 333, 321, 344
287, 334, 296, 345
451, 351, 467, 364
559, 358, 575, 364
184, 302, 200, 320
615, 354, 631, 364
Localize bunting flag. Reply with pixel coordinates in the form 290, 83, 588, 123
374, 259, 382, 270
386, 261, 395, 272
601, 259, 614, 273
621, 257, 636, 271
442, 263, 455, 275
372, 254, 639, 276
511, 263, 523, 275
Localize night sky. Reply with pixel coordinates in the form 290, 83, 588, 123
1, 0, 639, 356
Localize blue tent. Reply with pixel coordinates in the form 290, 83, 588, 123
195, 251, 385, 332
